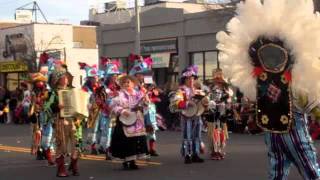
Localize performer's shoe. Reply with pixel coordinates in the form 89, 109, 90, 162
68, 158, 80, 176
106, 152, 112, 161
192, 154, 204, 163
36, 148, 45, 160
211, 152, 221, 160
218, 152, 225, 160
122, 162, 130, 170
148, 140, 159, 156
129, 160, 139, 170
56, 156, 68, 177
184, 155, 192, 164
90, 144, 98, 155
98, 147, 105, 154
45, 149, 55, 166
149, 150, 159, 157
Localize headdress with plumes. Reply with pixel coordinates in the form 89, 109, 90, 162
179, 65, 198, 85
128, 53, 153, 76
48, 61, 70, 89
216, 0, 320, 101
181, 65, 198, 78
78, 62, 98, 78
101, 56, 121, 77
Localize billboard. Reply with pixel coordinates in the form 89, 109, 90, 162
15, 10, 33, 23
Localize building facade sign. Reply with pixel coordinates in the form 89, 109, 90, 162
0, 61, 28, 73
141, 38, 177, 54
151, 52, 171, 68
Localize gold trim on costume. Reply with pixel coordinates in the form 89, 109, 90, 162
258, 43, 289, 73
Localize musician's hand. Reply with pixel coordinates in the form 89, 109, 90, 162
146, 126, 154, 133
122, 110, 130, 117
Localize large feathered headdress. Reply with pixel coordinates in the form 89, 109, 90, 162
101, 56, 121, 77
216, 0, 320, 100
129, 53, 153, 76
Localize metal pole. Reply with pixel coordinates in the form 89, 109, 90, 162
134, 0, 141, 55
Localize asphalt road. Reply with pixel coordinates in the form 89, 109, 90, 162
0, 124, 317, 180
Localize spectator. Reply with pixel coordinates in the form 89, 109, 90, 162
8, 88, 19, 124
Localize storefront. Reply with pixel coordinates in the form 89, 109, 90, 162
96, 3, 234, 87
141, 38, 178, 86
0, 61, 28, 91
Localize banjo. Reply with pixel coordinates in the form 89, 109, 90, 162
119, 111, 138, 126
182, 91, 209, 118
119, 95, 146, 126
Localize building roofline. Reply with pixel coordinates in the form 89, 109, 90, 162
93, 1, 232, 15
0, 22, 96, 30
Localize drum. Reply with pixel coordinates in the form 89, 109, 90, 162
119, 111, 137, 126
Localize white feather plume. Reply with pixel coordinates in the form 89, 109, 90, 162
217, 0, 320, 101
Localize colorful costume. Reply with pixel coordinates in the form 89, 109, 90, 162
49, 61, 81, 177
110, 87, 148, 169
129, 55, 160, 156
217, 0, 320, 179
29, 73, 54, 165
95, 58, 121, 159
79, 62, 101, 155
170, 65, 205, 164
204, 70, 229, 160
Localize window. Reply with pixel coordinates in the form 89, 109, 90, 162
191, 53, 204, 81
190, 51, 219, 81
205, 51, 218, 80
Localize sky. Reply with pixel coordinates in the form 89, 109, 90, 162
0, 0, 230, 25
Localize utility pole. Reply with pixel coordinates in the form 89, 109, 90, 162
134, 0, 141, 55
314, 0, 320, 12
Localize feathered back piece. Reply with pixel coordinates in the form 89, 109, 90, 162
216, 0, 320, 100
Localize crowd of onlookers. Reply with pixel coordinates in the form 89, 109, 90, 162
0, 84, 31, 124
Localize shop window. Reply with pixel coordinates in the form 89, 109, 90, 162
205, 51, 218, 80
190, 51, 219, 82
191, 52, 204, 81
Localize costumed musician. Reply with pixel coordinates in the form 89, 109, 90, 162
97, 57, 121, 160
129, 54, 160, 156
110, 75, 148, 170
169, 65, 206, 164
217, 1, 320, 179
49, 61, 81, 177
203, 68, 230, 160
79, 63, 101, 155
28, 72, 54, 165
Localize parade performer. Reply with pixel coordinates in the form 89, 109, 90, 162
96, 57, 121, 160
29, 73, 55, 166
79, 63, 100, 155
204, 68, 229, 160
169, 65, 206, 164
110, 75, 148, 170
129, 55, 160, 156
49, 61, 81, 177
216, 0, 320, 179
